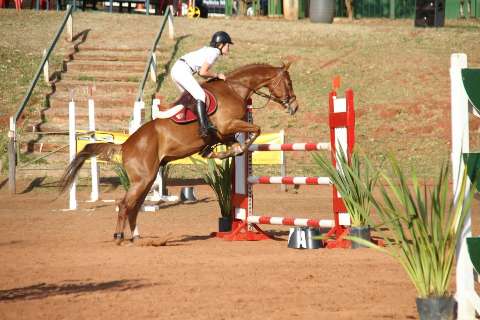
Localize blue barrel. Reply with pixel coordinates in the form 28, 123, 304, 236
309, 0, 335, 23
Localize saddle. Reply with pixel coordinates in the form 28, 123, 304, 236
155, 89, 218, 125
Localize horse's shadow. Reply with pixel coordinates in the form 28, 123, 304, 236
20, 177, 46, 194
0, 279, 156, 302
170, 230, 289, 244
0, 178, 8, 190
153, 196, 213, 210
168, 234, 215, 244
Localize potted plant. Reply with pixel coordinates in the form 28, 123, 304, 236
193, 157, 233, 232
350, 157, 474, 320
312, 147, 379, 248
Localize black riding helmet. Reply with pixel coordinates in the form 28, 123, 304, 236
210, 31, 233, 48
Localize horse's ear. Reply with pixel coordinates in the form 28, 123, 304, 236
281, 56, 298, 70
282, 60, 292, 70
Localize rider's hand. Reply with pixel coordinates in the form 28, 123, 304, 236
217, 73, 226, 81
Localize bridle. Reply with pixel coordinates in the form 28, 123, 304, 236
225, 70, 297, 113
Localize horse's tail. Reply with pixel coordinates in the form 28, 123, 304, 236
59, 142, 122, 194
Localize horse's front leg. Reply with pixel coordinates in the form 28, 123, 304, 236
208, 120, 261, 159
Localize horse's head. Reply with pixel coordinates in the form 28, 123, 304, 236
267, 61, 299, 115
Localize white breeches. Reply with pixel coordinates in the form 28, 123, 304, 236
170, 61, 206, 102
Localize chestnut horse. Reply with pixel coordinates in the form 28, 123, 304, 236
60, 61, 299, 244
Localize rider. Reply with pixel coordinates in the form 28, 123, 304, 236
170, 31, 233, 138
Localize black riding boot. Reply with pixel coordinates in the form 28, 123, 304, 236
195, 100, 216, 138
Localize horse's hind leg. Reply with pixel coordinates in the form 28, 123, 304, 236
114, 178, 155, 245
128, 181, 155, 243
114, 200, 129, 244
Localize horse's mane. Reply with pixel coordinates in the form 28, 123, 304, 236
226, 63, 277, 79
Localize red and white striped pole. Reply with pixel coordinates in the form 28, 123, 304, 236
324, 88, 355, 248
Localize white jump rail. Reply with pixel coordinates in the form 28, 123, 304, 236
248, 142, 331, 151
247, 176, 331, 185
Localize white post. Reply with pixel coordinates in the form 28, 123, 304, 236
451, 53, 469, 202
66, 5, 73, 42
43, 49, 49, 83
68, 99, 77, 210
332, 95, 351, 227
234, 131, 248, 220
280, 129, 286, 192
129, 100, 144, 134
333, 96, 348, 163
451, 53, 480, 320
8, 117, 16, 195
154, 170, 164, 199
168, 5, 175, 40
150, 52, 157, 83
158, 166, 168, 197
152, 98, 161, 120
88, 96, 99, 202
234, 135, 247, 196
9, 117, 15, 140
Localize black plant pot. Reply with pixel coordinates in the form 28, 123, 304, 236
218, 217, 232, 232
416, 296, 455, 320
349, 226, 371, 249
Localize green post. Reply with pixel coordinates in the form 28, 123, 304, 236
389, 0, 395, 18
298, 0, 305, 18
268, 0, 282, 16
467, 238, 480, 274
268, 0, 274, 15
462, 69, 480, 112
225, 0, 232, 15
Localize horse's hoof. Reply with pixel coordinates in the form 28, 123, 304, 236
113, 232, 125, 239
233, 144, 244, 154
113, 232, 124, 245
132, 235, 141, 243
204, 151, 215, 158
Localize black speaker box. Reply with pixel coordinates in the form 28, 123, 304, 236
415, 0, 445, 27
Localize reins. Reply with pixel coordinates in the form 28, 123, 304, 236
224, 71, 293, 110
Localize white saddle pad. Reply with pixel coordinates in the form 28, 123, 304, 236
152, 104, 185, 120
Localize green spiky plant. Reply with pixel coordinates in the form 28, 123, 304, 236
312, 147, 379, 227
192, 157, 233, 218
113, 163, 130, 191
350, 156, 474, 298
112, 163, 172, 193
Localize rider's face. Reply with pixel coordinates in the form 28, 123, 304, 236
221, 43, 230, 55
